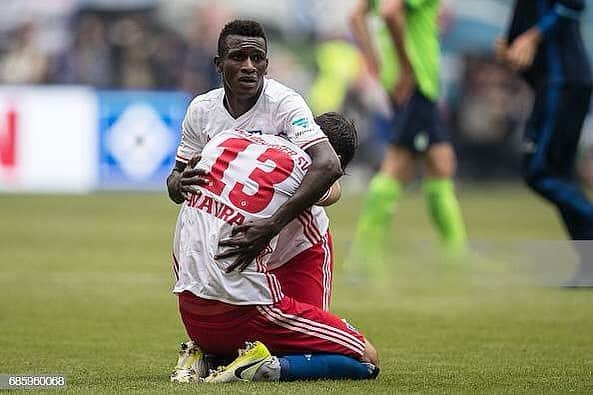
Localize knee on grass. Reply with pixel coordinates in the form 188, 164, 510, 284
362, 338, 379, 367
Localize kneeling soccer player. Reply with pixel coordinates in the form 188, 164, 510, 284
169, 113, 379, 383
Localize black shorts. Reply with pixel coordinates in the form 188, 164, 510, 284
523, 85, 592, 177
388, 90, 449, 153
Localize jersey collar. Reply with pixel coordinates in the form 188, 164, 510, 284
221, 78, 268, 123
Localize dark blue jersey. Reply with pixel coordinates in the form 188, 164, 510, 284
507, 0, 592, 89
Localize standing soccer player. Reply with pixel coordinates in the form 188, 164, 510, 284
496, 0, 593, 286
348, 0, 467, 269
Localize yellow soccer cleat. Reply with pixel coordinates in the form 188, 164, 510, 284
170, 340, 208, 383
202, 341, 280, 383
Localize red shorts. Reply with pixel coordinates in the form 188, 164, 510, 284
178, 291, 365, 359
271, 232, 333, 310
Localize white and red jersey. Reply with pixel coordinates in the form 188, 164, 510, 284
173, 130, 320, 305
175, 78, 330, 270
176, 78, 329, 163
266, 206, 328, 271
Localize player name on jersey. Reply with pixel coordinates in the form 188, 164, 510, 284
186, 190, 245, 226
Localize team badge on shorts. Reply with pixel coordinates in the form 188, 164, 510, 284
521, 139, 537, 154
341, 318, 360, 333
414, 131, 429, 152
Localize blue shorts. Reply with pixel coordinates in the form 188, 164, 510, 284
388, 90, 449, 153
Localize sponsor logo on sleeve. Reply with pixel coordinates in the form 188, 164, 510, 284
291, 117, 309, 129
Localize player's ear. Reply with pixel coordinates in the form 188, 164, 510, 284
214, 56, 223, 73
337, 154, 344, 171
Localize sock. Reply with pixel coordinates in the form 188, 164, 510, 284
349, 173, 401, 269
424, 178, 467, 257
278, 354, 378, 381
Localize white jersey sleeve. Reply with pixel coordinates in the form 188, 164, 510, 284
175, 90, 222, 163
275, 90, 329, 151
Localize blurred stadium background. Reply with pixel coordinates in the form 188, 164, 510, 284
1, 0, 593, 392
1, 0, 592, 191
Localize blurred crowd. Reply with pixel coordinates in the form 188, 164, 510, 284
0, 0, 592, 183
0, 5, 229, 93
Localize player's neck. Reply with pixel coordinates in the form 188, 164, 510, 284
223, 86, 263, 119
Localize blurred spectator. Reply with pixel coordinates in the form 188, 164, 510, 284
0, 22, 49, 84
308, 39, 361, 115
110, 16, 155, 89
180, 5, 229, 95
453, 54, 531, 179
0, 3, 229, 94
151, 29, 186, 89
268, 45, 311, 97
58, 15, 113, 87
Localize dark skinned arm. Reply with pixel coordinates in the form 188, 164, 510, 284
218, 141, 342, 272
166, 157, 209, 204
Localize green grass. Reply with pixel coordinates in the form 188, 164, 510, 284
1, 184, 592, 393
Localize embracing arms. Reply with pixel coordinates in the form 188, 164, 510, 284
218, 141, 342, 272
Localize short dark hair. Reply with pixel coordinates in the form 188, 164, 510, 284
314, 112, 358, 170
217, 19, 267, 57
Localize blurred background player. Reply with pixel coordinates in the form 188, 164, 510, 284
348, 0, 467, 271
496, 0, 593, 286
171, 112, 378, 383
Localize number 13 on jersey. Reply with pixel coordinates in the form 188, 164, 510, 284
203, 137, 297, 214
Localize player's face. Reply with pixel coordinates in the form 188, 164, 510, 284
217, 35, 268, 99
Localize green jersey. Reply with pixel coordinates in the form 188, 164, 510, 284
369, 0, 440, 101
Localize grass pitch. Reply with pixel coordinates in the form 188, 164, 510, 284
1, 184, 592, 393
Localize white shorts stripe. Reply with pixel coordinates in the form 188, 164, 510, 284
262, 306, 364, 355
320, 234, 332, 311
268, 274, 282, 303
265, 305, 365, 351
265, 273, 278, 302
272, 276, 284, 302
265, 305, 365, 353
257, 306, 364, 355
261, 305, 365, 353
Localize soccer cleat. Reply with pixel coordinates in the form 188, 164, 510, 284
202, 341, 280, 383
362, 362, 381, 379
170, 340, 208, 383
